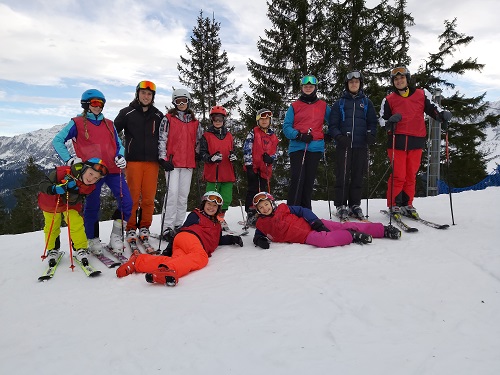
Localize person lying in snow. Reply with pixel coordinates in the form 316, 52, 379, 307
251, 192, 401, 249
115, 191, 243, 286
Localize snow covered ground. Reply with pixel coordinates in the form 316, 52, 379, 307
1, 187, 499, 375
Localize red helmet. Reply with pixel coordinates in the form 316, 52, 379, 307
210, 105, 227, 117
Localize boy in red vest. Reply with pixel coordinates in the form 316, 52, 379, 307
115, 191, 243, 286
38, 158, 108, 266
243, 108, 278, 227
199, 105, 236, 231
251, 192, 401, 250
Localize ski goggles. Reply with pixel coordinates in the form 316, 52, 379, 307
252, 192, 273, 207
205, 194, 223, 206
390, 66, 409, 78
91, 162, 108, 176
173, 97, 189, 105
89, 99, 104, 108
346, 71, 362, 80
256, 111, 273, 121
300, 75, 318, 85
137, 80, 156, 91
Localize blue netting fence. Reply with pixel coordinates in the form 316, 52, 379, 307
438, 164, 500, 194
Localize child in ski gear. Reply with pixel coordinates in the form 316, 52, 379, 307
283, 75, 331, 209
251, 192, 401, 249
328, 71, 378, 221
116, 191, 244, 286
158, 88, 203, 239
379, 67, 452, 218
52, 89, 133, 255
114, 81, 164, 245
243, 108, 279, 227
38, 158, 108, 266
199, 105, 236, 231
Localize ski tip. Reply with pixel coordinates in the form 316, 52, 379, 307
89, 271, 102, 277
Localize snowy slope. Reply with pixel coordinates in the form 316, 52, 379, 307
1, 188, 499, 375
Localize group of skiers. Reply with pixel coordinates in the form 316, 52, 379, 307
38, 66, 453, 286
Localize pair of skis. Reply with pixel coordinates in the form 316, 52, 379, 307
38, 251, 101, 281
380, 210, 450, 232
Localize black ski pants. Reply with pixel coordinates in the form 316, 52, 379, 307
287, 150, 322, 209
334, 146, 368, 208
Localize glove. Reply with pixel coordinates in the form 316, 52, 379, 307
230, 235, 244, 247
51, 183, 67, 195
296, 132, 313, 144
324, 133, 333, 143
228, 151, 237, 162
158, 159, 174, 172
335, 134, 350, 148
366, 133, 376, 145
64, 175, 78, 192
262, 153, 274, 165
310, 219, 330, 232
386, 113, 402, 133
253, 235, 270, 249
210, 152, 223, 163
67, 156, 82, 166
441, 110, 452, 131
114, 155, 126, 169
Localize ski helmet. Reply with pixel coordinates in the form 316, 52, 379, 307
252, 191, 276, 214
390, 66, 411, 86
210, 105, 227, 124
136, 80, 156, 101
172, 88, 191, 105
256, 108, 273, 126
82, 157, 109, 177
344, 71, 364, 91
81, 89, 106, 109
201, 191, 223, 214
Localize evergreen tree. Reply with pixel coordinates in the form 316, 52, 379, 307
412, 19, 500, 188
9, 157, 46, 234
178, 10, 242, 125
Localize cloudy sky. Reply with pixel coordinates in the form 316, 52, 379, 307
0, 0, 499, 136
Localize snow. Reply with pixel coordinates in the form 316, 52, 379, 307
1, 188, 500, 375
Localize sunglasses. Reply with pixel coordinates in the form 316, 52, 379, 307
253, 192, 273, 207
89, 99, 104, 108
206, 194, 223, 205
138, 81, 156, 91
346, 71, 361, 80
174, 98, 189, 105
300, 75, 318, 85
257, 111, 273, 120
390, 67, 409, 77
91, 162, 108, 176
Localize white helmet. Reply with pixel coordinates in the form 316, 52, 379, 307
172, 89, 191, 103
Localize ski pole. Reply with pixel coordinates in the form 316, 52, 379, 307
389, 126, 396, 226
365, 145, 370, 220
65, 188, 75, 271
323, 151, 332, 219
445, 131, 456, 225
294, 128, 312, 205
233, 166, 248, 230
158, 155, 173, 253
340, 132, 351, 214
119, 168, 124, 249
41, 195, 60, 261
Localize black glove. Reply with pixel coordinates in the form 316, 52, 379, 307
324, 133, 333, 143
159, 159, 174, 172
296, 132, 313, 144
386, 113, 402, 133
230, 235, 244, 247
209, 152, 223, 163
253, 235, 270, 249
335, 134, 350, 148
366, 133, 376, 145
441, 110, 452, 131
310, 219, 330, 232
262, 153, 274, 165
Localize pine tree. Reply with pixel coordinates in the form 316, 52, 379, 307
412, 18, 500, 188
9, 157, 46, 234
178, 10, 242, 125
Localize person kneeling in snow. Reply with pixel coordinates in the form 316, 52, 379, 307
251, 192, 401, 249
116, 191, 243, 286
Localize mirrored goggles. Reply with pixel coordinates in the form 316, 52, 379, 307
91, 163, 108, 176
257, 111, 273, 120
253, 192, 273, 207
89, 99, 104, 108
138, 81, 156, 91
174, 97, 189, 105
206, 194, 223, 205
346, 71, 361, 80
390, 66, 409, 78
300, 75, 318, 85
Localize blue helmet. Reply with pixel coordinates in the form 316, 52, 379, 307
81, 89, 106, 109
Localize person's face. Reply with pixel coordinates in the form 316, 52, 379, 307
138, 89, 153, 107
81, 168, 102, 185
174, 97, 189, 111
301, 84, 316, 95
256, 200, 273, 216
258, 117, 271, 129
348, 78, 360, 93
204, 200, 219, 216
211, 115, 224, 128
393, 74, 407, 91
88, 99, 103, 115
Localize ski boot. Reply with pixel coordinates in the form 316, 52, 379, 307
145, 264, 178, 286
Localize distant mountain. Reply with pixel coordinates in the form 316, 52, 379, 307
481, 100, 500, 172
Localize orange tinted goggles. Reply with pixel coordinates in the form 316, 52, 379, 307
92, 163, 108, 176
253, 192, 273, 207
206, 194, 223, 205
174, 98, 189, 105
138, 81, 156, 91
89, 99, 104, 108
390, 67, 409, 77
